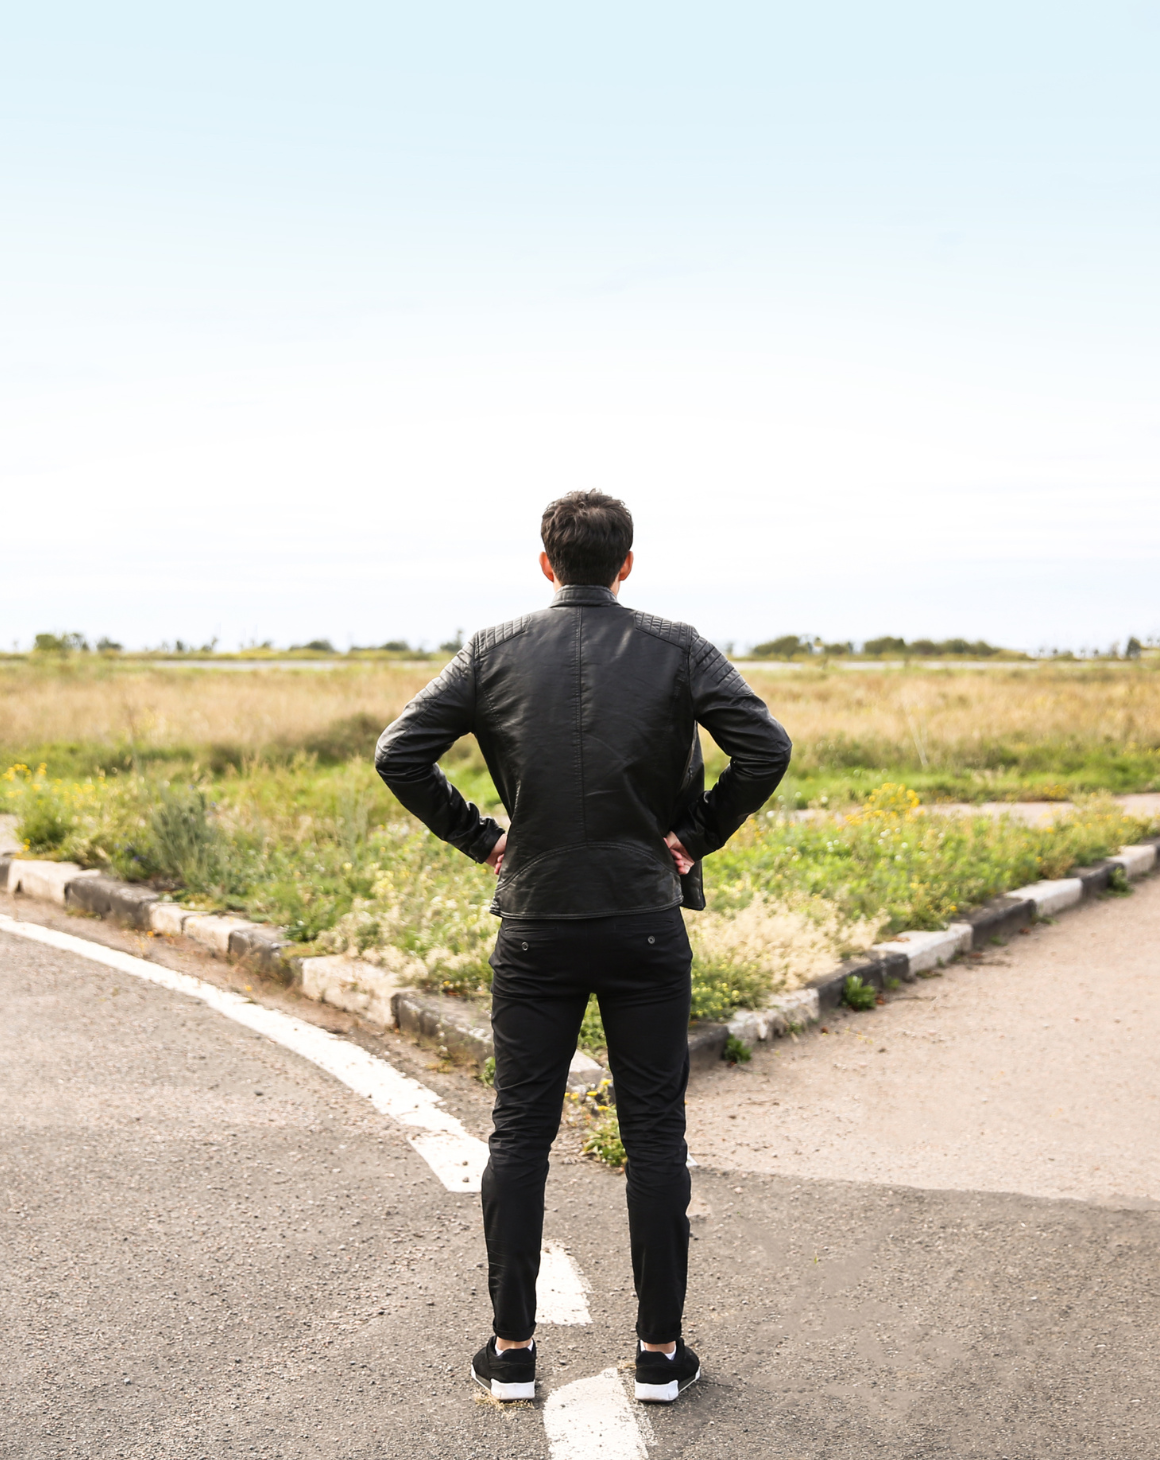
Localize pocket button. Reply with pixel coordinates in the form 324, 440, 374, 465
648, 936, 655, 944
521, 941, 529, 951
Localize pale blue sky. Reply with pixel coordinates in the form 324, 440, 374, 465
2, 2, 1157, 651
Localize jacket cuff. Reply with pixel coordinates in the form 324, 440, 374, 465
670, 821, 710, 863
467, 820, 504, 863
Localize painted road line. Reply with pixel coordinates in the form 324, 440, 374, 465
536, 1241, 592, 1325
543, 1368, 651, 1460
2, 914, 595, 1323
0, 914, 490, 1193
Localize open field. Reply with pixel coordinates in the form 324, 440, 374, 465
0, 661, 432, 774
3, 659, 1157, 1040
740, 661, 1160, 804
4, 658, 1159, 801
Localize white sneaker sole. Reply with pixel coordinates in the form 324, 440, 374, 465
471, 1367, 535, 1402
634, 1366, 700, 1403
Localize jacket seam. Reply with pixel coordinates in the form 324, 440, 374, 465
574, 610, 587, 840
490, 895, 685, 920
497, 838, 672, 881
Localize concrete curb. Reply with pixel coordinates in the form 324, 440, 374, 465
3, 836, 1158, 1072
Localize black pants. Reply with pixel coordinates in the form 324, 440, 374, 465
481, 907, 692, 1344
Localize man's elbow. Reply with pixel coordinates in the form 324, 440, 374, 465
755, 726, 792, 790
374, 728, 409, 787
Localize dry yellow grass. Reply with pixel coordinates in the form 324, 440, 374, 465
0, 662, 435, 753
2, 660, 1158, 770
684, 897, 884, 995
742, 664, 1160, 766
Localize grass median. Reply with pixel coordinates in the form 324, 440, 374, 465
4, 761, 1151, 1039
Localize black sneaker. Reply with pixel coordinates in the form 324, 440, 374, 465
470, 1337, 536, 1401
634, 1339, 701, 1402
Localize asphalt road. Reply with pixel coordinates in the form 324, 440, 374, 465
3, 893, 1160, 1459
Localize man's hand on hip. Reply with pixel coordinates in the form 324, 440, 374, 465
486, 833, 507, 875
664, 832, 694, 876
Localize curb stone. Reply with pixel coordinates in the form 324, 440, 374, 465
389, 988, 611, 1093
6, 860, 100, 905
3, 836, 1158, 1067
392, 988, 493, 1067
290, 953, 401, 1028
805, 948, 912, 1014
65, 874, 159, 929
962, 894, 1035, 945
687, 1022, 729, 1070
1007, 878, 1084, 917
184, 913, 262, 958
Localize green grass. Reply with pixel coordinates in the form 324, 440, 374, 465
706, 742, 1160, 810
707, 783, 1146, 935
4, 752, 1155, 1031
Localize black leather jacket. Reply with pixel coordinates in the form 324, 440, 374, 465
375, 585, 791, 919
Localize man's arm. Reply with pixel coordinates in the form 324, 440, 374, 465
374, 645, 504, 865
668, 636, 792, 862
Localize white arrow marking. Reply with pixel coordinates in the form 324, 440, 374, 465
543, 1368, 649, 1460
535, 1241, 591, 1325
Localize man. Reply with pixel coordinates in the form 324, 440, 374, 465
376, 490, 791, 1403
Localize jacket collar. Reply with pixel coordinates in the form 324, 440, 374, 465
551, 584, 620, 607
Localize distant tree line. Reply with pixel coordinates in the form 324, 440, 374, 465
20, 630, 1152, 661
748, 634, 1153, 660
751, 635, 1007, 659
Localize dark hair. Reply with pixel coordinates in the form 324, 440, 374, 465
540, 490, 634, 586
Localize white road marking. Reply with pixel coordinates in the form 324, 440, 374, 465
543, 1368, 649, 1460
536, 1241, 591, 1325
0, 914, 490, 1192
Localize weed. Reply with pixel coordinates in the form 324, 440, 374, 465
480, 1056, 496, 1088
842, 974, 878, 1011
884, 976, 902, 990
579, 994, 607, 1059
724, 1034, 752, 1064
582, 1109, 626, 1169
1107, 865, 1132, 896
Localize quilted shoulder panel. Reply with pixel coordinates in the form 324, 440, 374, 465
631, 611, 695, 650
690, 632, 743, 689
473, 615, 532, 653
403, 647, 471, 712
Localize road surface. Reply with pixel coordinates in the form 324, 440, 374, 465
3, 880, 1159, 1458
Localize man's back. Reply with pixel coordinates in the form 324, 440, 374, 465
376, 583, 791, 919
376, 489, 791, 1403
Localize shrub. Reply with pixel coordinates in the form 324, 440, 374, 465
33, 632, 88, 654
146, 785, 230, 890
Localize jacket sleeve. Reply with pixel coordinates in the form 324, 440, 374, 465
669, 636, 792, 861
374, 643, 504, 863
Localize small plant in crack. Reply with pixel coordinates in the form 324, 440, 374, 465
842, 974, 878, 1011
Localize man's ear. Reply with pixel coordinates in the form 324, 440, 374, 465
540, 551, 560, 586
615, 551, 634, 583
